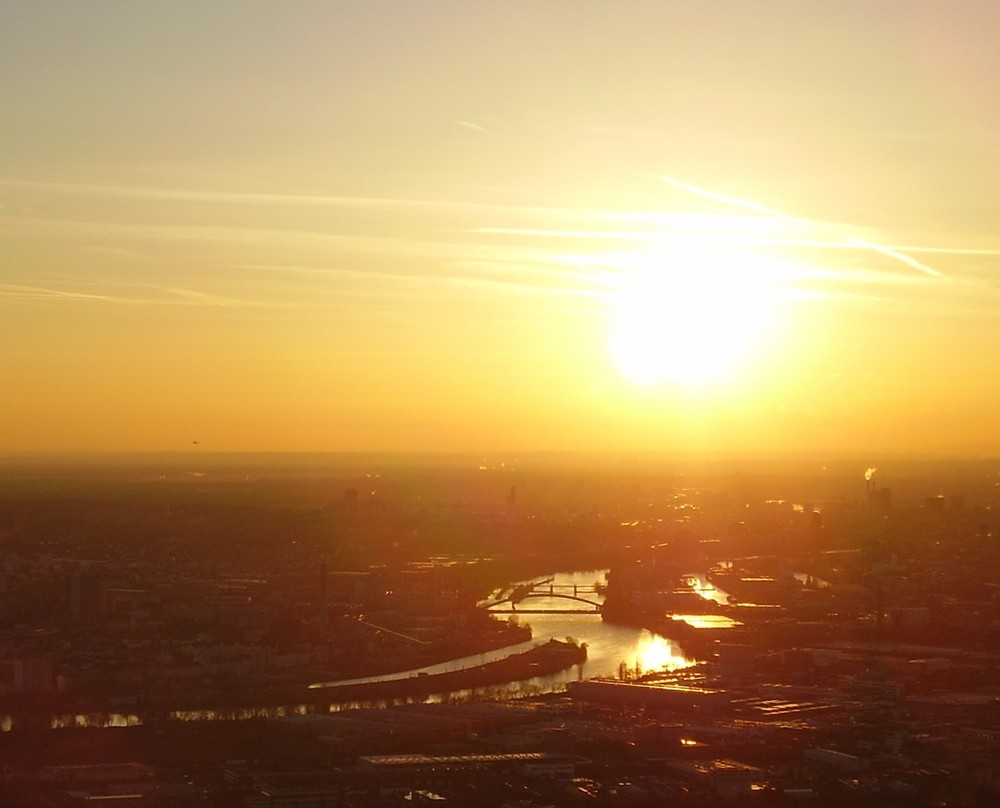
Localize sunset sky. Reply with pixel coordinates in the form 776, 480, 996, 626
3, 1, 999, 456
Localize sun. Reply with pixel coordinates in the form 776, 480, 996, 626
607, 239, 782, 388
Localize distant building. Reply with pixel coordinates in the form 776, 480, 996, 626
0, 655, 54, 693
568, 679, 729, 711
804, 747, 870, 774
358, 752, 574, 781
868, 487, 891, 512
663, 759, 765, 799
924, 495, 946, 515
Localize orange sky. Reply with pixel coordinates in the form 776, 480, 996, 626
2, 2, 999, 455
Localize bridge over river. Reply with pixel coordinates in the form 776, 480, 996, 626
479, 578, 605, 614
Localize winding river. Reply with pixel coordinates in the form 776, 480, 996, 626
310, 569, 695, 696
36, 570, 697, 729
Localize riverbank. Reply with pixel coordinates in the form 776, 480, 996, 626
601, 600, 715, 657
303, 639, 586, 703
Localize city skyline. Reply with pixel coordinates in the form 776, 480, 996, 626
3, 1, 999, 455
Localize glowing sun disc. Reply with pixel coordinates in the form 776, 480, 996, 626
607, 241, 780, 388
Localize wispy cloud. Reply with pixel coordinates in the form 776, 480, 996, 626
0, 178, 446, 211
224, 260, 603, 299
0, 280, 300, 308
8, 174, 994, 318
77, 245, 152, 262
0, 284, 120, 302
649, 174, 946, 279
705, 237, 1000, 258
151, 285, 288, 308
470, 227, 654, 241
2, 213, 618, 281
0, 178, 614, 224
473, 217, 1000, 262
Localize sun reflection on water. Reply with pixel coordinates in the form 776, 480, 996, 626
632, 631, 693, 675
672, 614, 743, 629
682, 574, 732, 605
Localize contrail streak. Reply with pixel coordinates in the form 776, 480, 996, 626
650, 174, 944, 279
843, 236, 943, 278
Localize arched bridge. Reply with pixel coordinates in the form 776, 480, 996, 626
480, 580, 604, 614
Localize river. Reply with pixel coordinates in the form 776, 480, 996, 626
35, 570, 697, 729
310, 569, 696, 697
